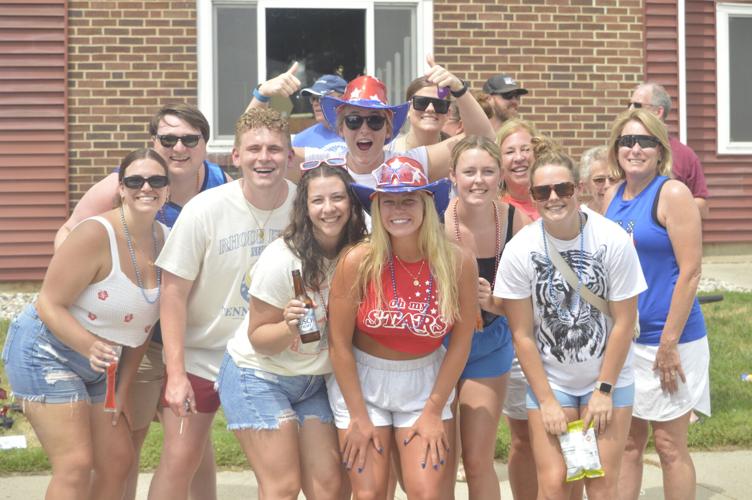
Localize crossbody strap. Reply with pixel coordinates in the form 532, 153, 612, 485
544, 233, 610, 316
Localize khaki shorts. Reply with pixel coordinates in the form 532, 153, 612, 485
127, 341, 165, 431
502, 358, 529, 420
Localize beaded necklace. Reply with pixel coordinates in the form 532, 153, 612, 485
452, 198, 503, 288
388, 254, 433, 331
540, 211, 585, 316
119, 205, 161, 304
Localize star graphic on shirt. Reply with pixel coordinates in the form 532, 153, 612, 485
424, 280, 430, 286
415, 291, 421, 297
430, 308, 437, 314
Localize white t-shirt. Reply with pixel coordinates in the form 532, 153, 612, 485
226, 238, 334, 376
494, 207, 647, 395
304, 146, 429, 187
155, 179, 296, 380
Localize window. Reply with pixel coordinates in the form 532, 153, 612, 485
198, 0, 433, 152
716, 3, 752, 154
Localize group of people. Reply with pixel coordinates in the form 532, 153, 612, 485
1, 56, 710, 500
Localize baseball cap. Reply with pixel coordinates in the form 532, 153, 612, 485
483, 74, 528, 96
301, 74, 347, 97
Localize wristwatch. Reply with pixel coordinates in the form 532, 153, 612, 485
450, 80, 469, 98
595, 381, 613, 395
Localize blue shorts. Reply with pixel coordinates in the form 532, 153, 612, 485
526, 383, 635, 410
216, 352, 333, 430
2, 304, 107, 404
444, 315, 514, 379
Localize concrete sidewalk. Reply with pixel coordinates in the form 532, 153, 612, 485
1, 450, 749, 499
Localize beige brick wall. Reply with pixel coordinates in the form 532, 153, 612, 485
67, 1, 199, 204
433, 0, 645, 158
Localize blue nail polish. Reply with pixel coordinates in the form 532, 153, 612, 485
357, 467, 363, 474
433, 464, 439, 470
440, 459, 445, 465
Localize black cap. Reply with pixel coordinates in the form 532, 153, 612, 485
483, 74, 528, 96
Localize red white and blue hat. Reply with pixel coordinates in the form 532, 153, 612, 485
351, 156, 451, 216
320, 75, 409, 143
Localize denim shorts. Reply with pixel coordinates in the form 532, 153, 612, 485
2, 304, 107, 404
526, 383, 635, 410
216, 352, 333, 430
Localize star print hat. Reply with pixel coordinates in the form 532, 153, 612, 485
351, 156, 451, 216
320, 75, 409, 143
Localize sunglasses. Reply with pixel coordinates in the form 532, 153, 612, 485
530, 181, 576, 202
300, 157, 347, 171
344, 114, 387, 132
411, 95, 450, 114
498, 91, 521, 100
156, 134, 202, 148
617, 134, 660, 149
122, 175, 169, 190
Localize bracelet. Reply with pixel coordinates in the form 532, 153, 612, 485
450, 80, 468, 98
253, 87, 270, 103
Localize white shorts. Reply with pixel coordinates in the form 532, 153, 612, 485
327, 346, 454, 429
502, 357, 529, 420
632, 337, 711, 422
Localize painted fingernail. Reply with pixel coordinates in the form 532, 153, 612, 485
357, 467, 363, 473
403, 439, 409, 446
440, 459, 445, 465
433, 464, 439, 470
378, 447, 384, 454
421, 463, 426, 469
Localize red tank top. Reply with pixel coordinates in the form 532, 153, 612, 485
356, 258, 452, 355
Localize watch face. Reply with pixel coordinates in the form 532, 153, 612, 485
598, 382, 613, 394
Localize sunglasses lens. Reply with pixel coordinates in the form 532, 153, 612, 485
301, 160, 319, 171
530, 183, 575, 201
123, 176, 145, 189
365, 116, 386, 131
412, 96, 429, 111
618, 135, 659, 149
629, 102, 643, 109
554, 182, 575, 198
326, 157, 346, 166
158, 135, 179, 148
530, 186, 552, 202
181, 135, 200, 147
148, 175, 169, 188
344, 115, 364, 130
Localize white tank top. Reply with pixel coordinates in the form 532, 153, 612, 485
68, 216, 167, 347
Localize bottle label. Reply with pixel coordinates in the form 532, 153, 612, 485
298, 308, 318, 336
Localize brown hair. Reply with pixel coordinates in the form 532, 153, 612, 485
450, 135, 501, 173
530, 137, 579, 184
118, 148, 168, 182
148, 103, 210, 142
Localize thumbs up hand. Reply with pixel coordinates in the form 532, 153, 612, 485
424, 54, 463, 93
257, 61, 302, 99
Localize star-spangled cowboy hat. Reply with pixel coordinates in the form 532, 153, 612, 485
351, 156, 451, 216
320, 75, 409, 144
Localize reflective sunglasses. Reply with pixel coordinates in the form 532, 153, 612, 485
411, 95, 450, 114
122, 175, 169, 189
530, 181, 576, 202
498, 91, 521, 100
344, 114, 387, 131
300, 157, 347, 171
156, 134, 202, 148
617, 134, 660, 149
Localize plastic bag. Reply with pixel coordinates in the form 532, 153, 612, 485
557, 419, 605, 482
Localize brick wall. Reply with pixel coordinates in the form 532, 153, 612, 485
67, 1, 199, 204
433, 0, 645, 159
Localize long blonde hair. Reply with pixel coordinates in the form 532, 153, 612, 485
356, 192, 460, 322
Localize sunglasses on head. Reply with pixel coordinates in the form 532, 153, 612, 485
411, 95, 450, 114
122, 175, 169, 190
617, 134, 660, 149
156, 134, 201, 148
300, 157, 347, 172
530, 181, 576, 202
344, 114, 387, 132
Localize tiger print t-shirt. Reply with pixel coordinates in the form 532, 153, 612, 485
493, 207, 647, 395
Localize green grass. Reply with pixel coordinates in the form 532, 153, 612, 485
2, 292, 752, 472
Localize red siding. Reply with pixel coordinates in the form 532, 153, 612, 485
0, 0, 68, 280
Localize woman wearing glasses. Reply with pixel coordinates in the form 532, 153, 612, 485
3, 148, 169, 499
327, 157, 477, 499
215, 159, 366, 499
494, 140, 646, 499
389, 76, 451, 152
51, 103, 228, 500
250, 57, 495, 187
604, 110, 709, 500
578, 146, 618, 213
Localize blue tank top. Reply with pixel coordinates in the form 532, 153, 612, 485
156, 160, 227, 227
605, 175, 706, 345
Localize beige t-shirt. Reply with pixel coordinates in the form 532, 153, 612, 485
227, 238, 334, 376
155, 179, 296, 381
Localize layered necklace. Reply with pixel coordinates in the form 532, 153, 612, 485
540, 211, 585, 316
452, 198, 503, 288
119, 205, 161, 304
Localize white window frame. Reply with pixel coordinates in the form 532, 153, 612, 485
198, 0, 434, 153
716, 2, 752, 155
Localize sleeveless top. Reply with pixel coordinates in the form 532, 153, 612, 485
356, 258, 453, 355
156, 160, 227, 227
605, 175, 706, 345
477, 205, 516, 326
68, 216, 168, 347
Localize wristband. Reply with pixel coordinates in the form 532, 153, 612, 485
450, 80, 469, 98
253, 87, 270, 103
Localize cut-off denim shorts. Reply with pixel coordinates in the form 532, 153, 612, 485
216, 352, 333, 430
2, 304, 106, 404
526, 383, 635, 410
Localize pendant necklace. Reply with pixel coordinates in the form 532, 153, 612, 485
244, 180, 284, 241
540, 211, 585, 316
120, 205, 161, 304
394, 256, 425, 287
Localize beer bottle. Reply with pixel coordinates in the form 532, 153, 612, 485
292, 269, 321, 343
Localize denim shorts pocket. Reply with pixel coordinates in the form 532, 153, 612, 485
1, 315, 21, 364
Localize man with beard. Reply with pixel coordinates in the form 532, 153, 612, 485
292, 74, 347, 154
483, 74, 528, 131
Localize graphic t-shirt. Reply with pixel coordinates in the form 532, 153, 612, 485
494, 208, 647, 394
